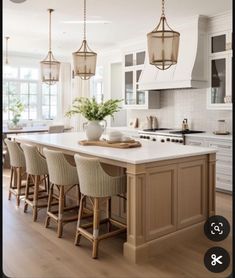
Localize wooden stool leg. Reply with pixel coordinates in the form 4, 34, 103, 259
24, 174, 30, 212
77, 184, 81, 207
8, 167, 14, 200
16, 167, 22, 207
43, 175, 48, 193
33, 175, 40, 222
45, 183, 53, 228
57, 186, 64, 238
106, 197, 112, 232
75, 194, 84, 246
92, 198, 100, 259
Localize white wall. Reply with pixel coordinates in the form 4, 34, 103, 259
110, 63, 126, 126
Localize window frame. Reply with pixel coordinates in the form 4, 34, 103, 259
3, 65, 59, 122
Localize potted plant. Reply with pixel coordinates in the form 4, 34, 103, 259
8, 98, 25, 129
66, 97, 122, 140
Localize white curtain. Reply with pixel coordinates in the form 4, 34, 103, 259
70, 75, 90, 131
57, 62, 71, 127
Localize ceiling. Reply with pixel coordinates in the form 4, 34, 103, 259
3, 0, 232, 58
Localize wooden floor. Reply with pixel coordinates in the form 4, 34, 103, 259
2, 169, 233, 278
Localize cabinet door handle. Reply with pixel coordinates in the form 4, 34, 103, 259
210, 144, 231, 149
190, 142, 202, 146
217, 177, 231, 183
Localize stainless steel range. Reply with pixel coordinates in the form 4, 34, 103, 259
138, 129, 205, 145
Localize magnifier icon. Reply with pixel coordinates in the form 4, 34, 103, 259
214, 225, 221, 232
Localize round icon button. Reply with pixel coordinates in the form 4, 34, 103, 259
204, 215, 230, 241
204, 246, 230, 273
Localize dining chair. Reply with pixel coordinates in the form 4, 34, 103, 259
48, 125, 64, 134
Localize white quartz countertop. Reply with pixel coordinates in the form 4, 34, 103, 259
108, 127, 232, 141
185, 132, 232, 141
14, 132, 216, 164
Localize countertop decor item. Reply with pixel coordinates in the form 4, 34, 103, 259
79, 139, 141, 149
72, 0, 97, 80
147, 0, 180, 70
9, 0, 27, 3
66, 97, 122, 140
40, 9, 60, 85
8, 98, 24, 129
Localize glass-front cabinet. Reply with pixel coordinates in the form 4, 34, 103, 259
123, 50, 160, 109
207, 31, 232, 109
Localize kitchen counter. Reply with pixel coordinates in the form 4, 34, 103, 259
12, 132, 216, 164
12, 132, 216, 264
185, 132, 232, 141
108, 126, 232, 141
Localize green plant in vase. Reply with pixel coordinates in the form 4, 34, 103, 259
8, 98, 25, 129
66, 97, 122, 140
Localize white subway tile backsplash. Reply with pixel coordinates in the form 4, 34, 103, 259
127, 89, 232, 132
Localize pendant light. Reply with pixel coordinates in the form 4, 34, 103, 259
40, 9, 60, 85
5, 36, 10, 64
147, 0, 180, 70
72, 0, 97, 80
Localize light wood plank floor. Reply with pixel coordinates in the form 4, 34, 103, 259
2, 170, 232, 278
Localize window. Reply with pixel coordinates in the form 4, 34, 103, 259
90, 67, 104, 103
42, 83, 58, 120
3, 65, 59, 121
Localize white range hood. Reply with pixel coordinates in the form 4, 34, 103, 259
139, 15, 208, 91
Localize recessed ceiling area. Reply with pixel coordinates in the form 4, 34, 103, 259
3, 0, 232, 58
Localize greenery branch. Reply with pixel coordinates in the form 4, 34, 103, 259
65, 97, 123, 121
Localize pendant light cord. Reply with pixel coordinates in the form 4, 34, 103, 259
5, 36, 9, 64
48, 9, 54, 52
84, 0, 86, 41
161, 0, 165, 16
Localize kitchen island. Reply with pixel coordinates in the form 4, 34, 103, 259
13, 132, 216, 263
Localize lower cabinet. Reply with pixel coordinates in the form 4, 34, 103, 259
185, 136, 232, 192
145, 157, 208, 240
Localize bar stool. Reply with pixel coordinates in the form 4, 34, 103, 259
43, 148, 80, 238
74, 154, 127, 259
21, 143, 51, 222
4, 138, 31, 207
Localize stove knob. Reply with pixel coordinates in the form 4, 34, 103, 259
171, 139, 175, 142
146, 136, 150, 140
175, 139, 179, 143
152, 138, 156, 141
161, 139, 165, 143
140, 135, 143, 138
179, 140, 183, 144
166, 138, 170, 142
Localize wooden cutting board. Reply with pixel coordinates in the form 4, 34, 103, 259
79, 139, 141, 149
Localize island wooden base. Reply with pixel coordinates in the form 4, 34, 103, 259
124, 153, 216, 263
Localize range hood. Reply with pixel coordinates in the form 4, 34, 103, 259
139, 16, 208, 91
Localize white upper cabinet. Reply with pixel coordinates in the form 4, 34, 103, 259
123, 50, 160, 109
207, 12, 232, 110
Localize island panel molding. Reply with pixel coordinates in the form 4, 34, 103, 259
12, 133, 216, 263
145, 165, 177, 240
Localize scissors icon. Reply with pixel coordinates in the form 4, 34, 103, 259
211, 254, 223, 266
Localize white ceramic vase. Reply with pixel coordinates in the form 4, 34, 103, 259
84, 120, 106, 141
